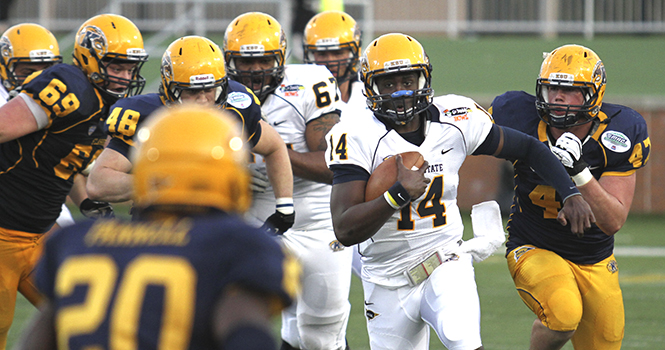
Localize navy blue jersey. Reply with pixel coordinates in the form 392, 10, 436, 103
35, 214, 297, 349
0, 64, 108, 233
106, 80, 264, 159
491, 91, 650, 264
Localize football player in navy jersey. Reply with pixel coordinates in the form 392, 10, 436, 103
326, 33, 595, 350
87, 35, 295, 232
15, 105, 300, 350
0, 14, 146, 349
490, 45, 650, 350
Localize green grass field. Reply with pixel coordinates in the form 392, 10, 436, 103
7, 212, 665, 349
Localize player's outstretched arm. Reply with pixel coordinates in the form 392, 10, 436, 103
86, 147, 133, 203
252, 120, 294, 200
287, 112, 340, 184
331, 155, 429, 246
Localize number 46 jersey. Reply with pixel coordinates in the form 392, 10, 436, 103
326, 94, 493, 288
34, 215, 298, 350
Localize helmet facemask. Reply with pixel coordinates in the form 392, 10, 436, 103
536, 78, 601, 129
226, 53, 284, 103
91, 54, 147, 103
303, 44, 359, 83
365, 69, 433, 126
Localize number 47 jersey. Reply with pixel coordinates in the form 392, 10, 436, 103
34, 215, 298, 349
326, 94, 494, 288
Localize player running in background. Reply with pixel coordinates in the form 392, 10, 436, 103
490, 44, 650, 350
326, 33, 595, 350
87, 35, 294, 231
224, 12, 353, 350
14, 105, 300, 350
0, 14, 146, 349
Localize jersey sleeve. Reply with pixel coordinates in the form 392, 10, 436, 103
326, 116, 375, 176
225, 80, 264, 147
302, 65, 340, 124
436, 95, 494, 155
600, 107, 651, 175
20, 64, 101, 128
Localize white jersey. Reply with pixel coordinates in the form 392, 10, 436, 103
0, 84, 9, 106
248, 64, 340, 231
338, 79, 368, 121
326, 94, 493, 287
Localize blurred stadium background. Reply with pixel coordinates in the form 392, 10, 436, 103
3, 1, 664, 349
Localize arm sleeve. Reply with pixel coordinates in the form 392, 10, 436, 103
474, 124, 581, 201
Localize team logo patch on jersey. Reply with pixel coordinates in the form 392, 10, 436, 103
329, 240, 345, 252
442, 107, 471, 121
227, 92, 252, 109
513, 246, 534, 262
601, 131, 631, 153
365, 309, 379, 320
280, 84, 304, 97
607, 259, 618, 273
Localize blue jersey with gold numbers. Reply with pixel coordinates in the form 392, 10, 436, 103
0, 64, 108, 233
491, 91, 650, 264
105, 80, 263, 159
34, 214, 297, 349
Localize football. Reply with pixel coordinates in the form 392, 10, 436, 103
365, 151, 426, 202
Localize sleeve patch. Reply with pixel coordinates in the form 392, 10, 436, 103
227, 92, 252, 109
601, 130, 631, 153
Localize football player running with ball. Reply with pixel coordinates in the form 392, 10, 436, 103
224, 12, 353, 350
0, 15, 146, 349
490, 45, 650, 350
326, 33, 596, 350
14, 105, 300, 350
87, 35, 294, 231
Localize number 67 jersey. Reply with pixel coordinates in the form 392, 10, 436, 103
34, 215, 298, 349
326, 94, 494, 288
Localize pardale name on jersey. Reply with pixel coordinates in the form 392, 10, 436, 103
84, 219, 193, 247
424, 162, 446, 174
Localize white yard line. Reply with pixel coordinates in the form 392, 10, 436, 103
614, 246, 665, 257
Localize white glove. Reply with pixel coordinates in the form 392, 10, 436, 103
249, 168, 270, 193
455, 201, 505, 263
550, 132, 592, 185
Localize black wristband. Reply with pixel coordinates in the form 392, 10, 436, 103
385, 182, 412, 209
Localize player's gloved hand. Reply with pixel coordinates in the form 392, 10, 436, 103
80, 198, 115, 219
550, 132, 593, 186
250, 167, 270, 193
454, 201, 505, 263
261, 198, 295, 235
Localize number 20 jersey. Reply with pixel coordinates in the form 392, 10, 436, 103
0, 64, 108, 233
34, 215, 298, 349
490, 91, 650, 264
326, 94, 493, 288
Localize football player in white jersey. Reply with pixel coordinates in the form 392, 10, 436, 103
224, 12, 353, 350
303, 10, 366, 278
326, 33, 596, 350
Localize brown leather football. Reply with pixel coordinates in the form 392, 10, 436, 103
365, 151, 425, 202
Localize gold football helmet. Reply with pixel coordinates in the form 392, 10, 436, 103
536, 44, 607, 128
303, 10, 361, 83
223, 12, 286, 102
160, 36, 228, 105
73, 14, 148, 103
0, 23, 62, 91
360, 33, 433, 125
132, 104, 251, 214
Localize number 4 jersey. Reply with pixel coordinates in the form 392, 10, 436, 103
34, 215, 298, 349
0, 64, 108, 233
326, 94, 493, 288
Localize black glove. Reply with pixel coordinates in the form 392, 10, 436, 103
261, 211, 295, 235
80, 198, 115, 219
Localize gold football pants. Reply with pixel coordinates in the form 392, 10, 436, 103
507, 245, 624, 350
0, 227, 46, 350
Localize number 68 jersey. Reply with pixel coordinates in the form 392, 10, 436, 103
326, 94, 493, 288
